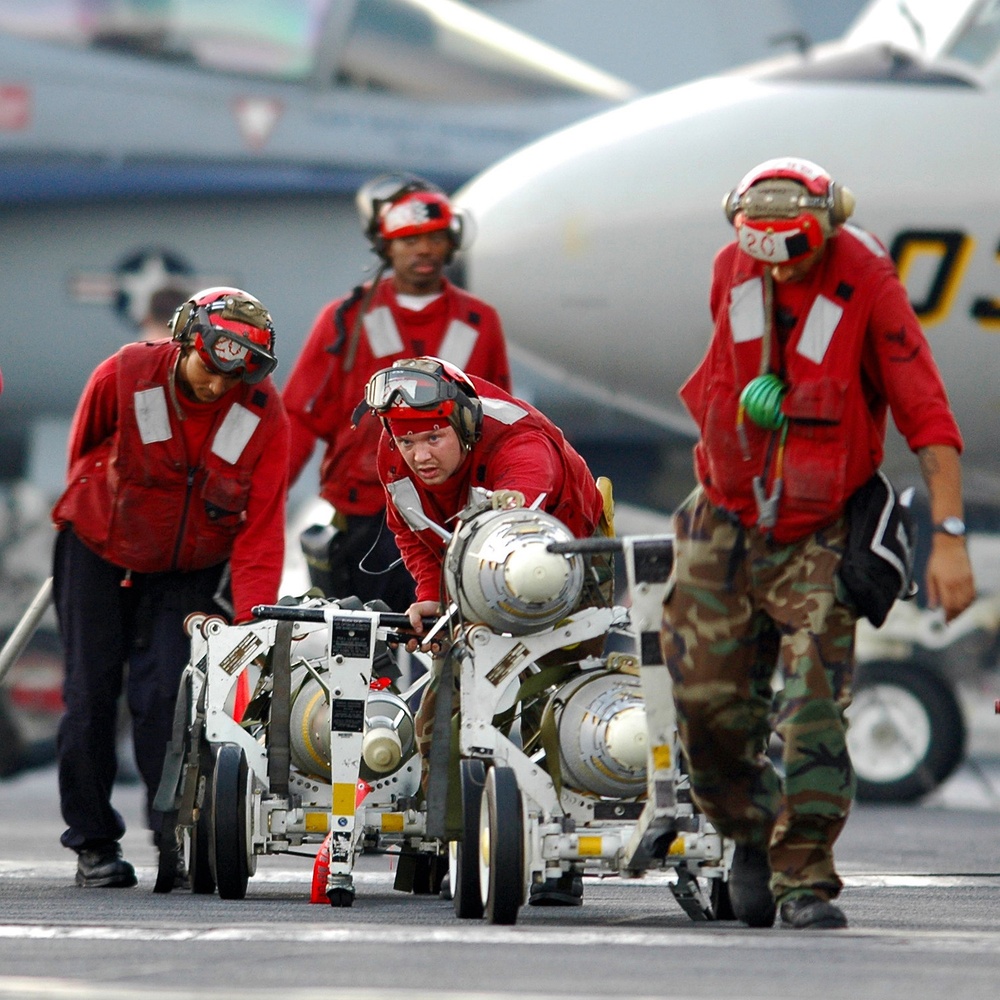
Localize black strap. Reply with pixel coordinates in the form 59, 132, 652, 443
425, 647, 457, 840
331, 284, 366, 355
268, 620, 293, 797
153, 669, 193, 812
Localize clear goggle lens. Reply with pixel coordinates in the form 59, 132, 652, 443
365, 368, 458, 411
193, 309, 276, 384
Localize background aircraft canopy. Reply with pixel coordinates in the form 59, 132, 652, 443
0, 0, 636, 103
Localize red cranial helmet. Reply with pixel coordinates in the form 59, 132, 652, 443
170, 286, 277, 384
377, 190, 456, 241
722, 157, 855, 265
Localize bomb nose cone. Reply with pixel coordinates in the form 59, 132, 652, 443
504, 543, 570, 602
362, 726, 403, 773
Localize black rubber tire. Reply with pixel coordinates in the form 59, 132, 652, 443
710, 876, 736, 921
480, 766, 524, 925
328, 888, 355, 908
849, 661, 966, 803
211, 743, 250, 900
190, 746, 216, 895
453, 758, 486, 919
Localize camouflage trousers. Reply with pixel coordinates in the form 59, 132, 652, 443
661, 487, 857, 902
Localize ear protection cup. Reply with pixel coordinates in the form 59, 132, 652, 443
722, 189, 740, 225
455, 390, 482, 446
828, 182, 855, 227
170, 299, 196, 341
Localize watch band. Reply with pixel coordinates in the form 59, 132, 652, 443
933, 517, 966, 537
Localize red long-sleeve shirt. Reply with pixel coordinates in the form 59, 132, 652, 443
55, 345, 289, 620
283, 276, 510, 516
378, 378, 602, 603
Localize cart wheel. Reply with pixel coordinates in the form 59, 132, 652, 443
453, 758, 486, 919
478, 765, 524, 925
211, 743, 252, 900
327, 887, 355, 908
190, 755, 216, 895
709, 876, 736, 920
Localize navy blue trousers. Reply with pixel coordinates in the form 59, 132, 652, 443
53, 529, 225, 851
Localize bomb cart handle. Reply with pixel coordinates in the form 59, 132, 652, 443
250, 604, 440, 643
546, 537, 623, 555
547, 534, 675, 589
251, 604, 415, 628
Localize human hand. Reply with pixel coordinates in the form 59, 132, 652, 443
403, 599, 443, 652
925, 536, 976, 622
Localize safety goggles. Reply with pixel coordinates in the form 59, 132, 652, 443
363, 365, 460, 413
191, 307, 277, 385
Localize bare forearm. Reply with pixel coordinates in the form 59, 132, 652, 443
916, 444, 964, 523
916, 444, 976, 621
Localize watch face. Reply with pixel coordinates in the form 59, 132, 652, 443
939, 516, 966, 536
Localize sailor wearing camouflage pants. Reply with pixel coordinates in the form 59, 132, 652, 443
661, 488, 856, 914
662, 157, 974, 929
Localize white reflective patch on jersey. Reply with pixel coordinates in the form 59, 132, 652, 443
212, 404, 261, 465
387, 477, 430, 532
844, 224, 887, 258
729, 278, 765, 343
364, 306, 405, 357
481, 397, 528, 425
797, 294, 844, 364
436, 319, 478, 370
133, 386, 172, 444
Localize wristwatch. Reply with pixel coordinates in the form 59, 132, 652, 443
933, 516, 967, 537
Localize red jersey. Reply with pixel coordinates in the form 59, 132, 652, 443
680, 226, 963, 542
377, 376, 603, 603
283, 276, 510, 516
52, 341, 289, 621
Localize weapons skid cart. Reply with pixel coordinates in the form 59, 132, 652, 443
438, 498, 733, 925
154, 497, 733, 919
154, 600, 433, 905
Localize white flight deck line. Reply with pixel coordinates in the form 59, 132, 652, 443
1, 867, 1000, 953
0, 985, 726, 1000
2, 919, 1000, 954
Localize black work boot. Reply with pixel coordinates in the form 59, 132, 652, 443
728, 844, 776, 927
75, 843, 137, 888
779, 892, 848, 929
528, 871, 584, 907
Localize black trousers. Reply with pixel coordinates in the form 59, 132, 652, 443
316, 512, 416, 612
53, 529, 225, 851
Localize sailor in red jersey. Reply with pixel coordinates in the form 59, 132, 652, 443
359, 356, 605, 906
662, 158, 975, 932
283, 175, 510, 609
51, 286, 289, 889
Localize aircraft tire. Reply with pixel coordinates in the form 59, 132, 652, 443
848, 661, 966, 803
